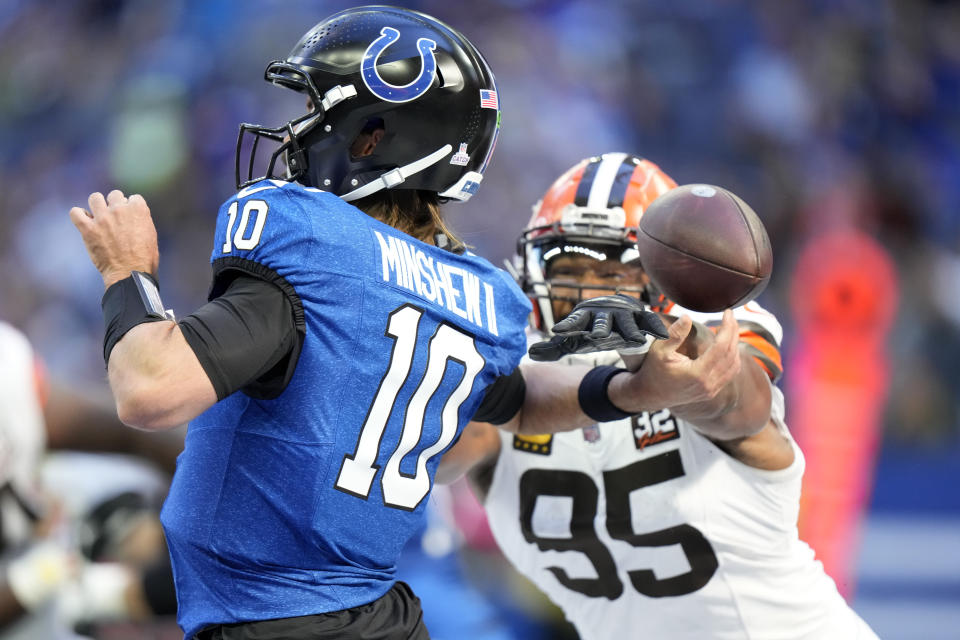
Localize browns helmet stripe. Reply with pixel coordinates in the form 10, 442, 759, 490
585, 152, 628, 209
606, 157, 638, 208
573, 157, 602, 206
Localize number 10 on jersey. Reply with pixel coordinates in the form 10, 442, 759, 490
335, 304, 484, 511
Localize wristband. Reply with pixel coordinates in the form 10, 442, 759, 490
578, 365, 633, 423
6, 541, 75, 611
101, 271, 170, 365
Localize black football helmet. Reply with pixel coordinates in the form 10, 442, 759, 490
236, 5, 501, 202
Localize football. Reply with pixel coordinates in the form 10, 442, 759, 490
636, 184, 772, 312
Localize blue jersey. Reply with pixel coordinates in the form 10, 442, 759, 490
160, 180, 530, 638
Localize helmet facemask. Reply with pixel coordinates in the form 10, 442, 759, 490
519, 213, 647, 332
236, 62, 356, 190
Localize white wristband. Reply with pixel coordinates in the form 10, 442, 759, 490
6, 541, 74, 611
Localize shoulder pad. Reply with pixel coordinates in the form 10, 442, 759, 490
231, 179, 328, 202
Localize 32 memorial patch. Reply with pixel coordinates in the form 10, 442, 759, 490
632, 409, 680, 451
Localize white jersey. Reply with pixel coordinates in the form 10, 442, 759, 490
0, 323, 47, 549
0, 323, 86, 640
482, 303, 879, 640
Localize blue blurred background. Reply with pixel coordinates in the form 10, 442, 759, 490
0, 1, 957, 638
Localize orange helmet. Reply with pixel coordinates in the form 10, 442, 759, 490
517, 152, 677, 330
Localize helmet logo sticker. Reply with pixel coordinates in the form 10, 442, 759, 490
361, 27, 437, 103
479, 89, 499, 109
450, 143, 470, 166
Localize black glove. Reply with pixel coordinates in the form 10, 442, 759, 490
528, 294, 669, 362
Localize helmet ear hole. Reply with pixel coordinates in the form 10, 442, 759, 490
360, 117, 385, 134
350, 119, 386, 159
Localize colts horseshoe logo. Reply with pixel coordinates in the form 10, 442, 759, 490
361, 27, 437, 103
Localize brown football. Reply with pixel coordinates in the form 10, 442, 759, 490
636, 184, 773, 312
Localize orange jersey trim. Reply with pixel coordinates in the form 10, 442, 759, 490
739, 330, 782, 380
752, 356, 775, 380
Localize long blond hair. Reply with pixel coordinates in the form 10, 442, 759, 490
354, 189, 465, 253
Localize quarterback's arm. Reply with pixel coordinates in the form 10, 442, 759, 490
440, 364, 597, 482
492, 361, 600, 435
72, 190, 302, 432
70, 190, 213, 430
108, 275, 297, 430
106, 322, 215, 431
439, 365, 599, 481
458, 360, 598, 440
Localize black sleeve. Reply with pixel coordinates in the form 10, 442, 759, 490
179, 274, 300, 400
471, 368, 526, 425
141, 552, 177, 616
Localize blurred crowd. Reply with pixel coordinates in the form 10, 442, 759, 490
0, 0, 957, 636
2, 0, 958, 443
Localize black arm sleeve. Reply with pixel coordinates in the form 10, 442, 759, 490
471, 368, 526, 425
141, 553, 177, 616
178, 274, 299, 400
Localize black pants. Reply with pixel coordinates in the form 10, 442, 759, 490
194, 582, 430, 640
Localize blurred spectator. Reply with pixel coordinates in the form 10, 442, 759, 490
0, 321, 182, 638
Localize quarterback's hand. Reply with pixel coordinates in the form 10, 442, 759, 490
528, 294, 668, 362
69, 190, 159, 289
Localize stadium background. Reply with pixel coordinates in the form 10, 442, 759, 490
0, 1, 957, 638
